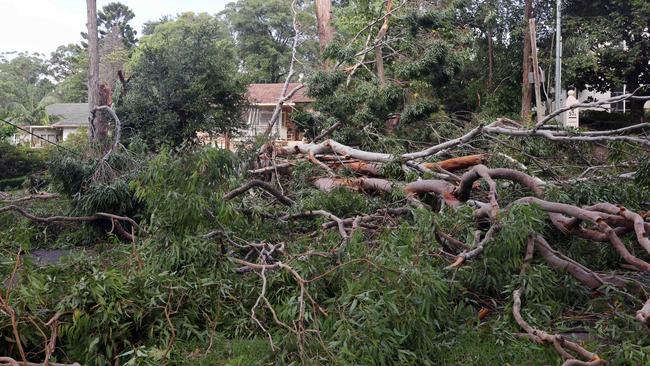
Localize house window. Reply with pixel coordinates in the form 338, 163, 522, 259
257, 109, 274, 126
611, 89, 626, 112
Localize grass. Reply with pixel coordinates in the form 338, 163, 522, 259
173, 335, 273, 365
435, 328, 560, 365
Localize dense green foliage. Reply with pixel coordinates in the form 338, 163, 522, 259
565, 0, 650, 122
220, 0, 318, 83
2, 0, 650, 365
98, 2, 138, 48
48, 44, 88, 103
0, 142, 47, 180
116, 13, 247, 147
3, 133, 650, 364
0, 53, 55, 124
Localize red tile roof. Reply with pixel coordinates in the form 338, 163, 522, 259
246, 83, 313, 104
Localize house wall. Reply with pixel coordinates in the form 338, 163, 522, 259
28, 127, 61, 148
62, 127, 82, 140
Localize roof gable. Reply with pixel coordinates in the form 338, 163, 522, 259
246, 83, 313, 104
46, 103, 88, 127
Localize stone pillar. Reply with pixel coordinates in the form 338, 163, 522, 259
564, 90, 579, 128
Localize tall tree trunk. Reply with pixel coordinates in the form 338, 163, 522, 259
375, 0, 394, 87
520, 0, 533, 122
315, 0, 335, 67
86, 0, 107, 144
487, 28, 494, 90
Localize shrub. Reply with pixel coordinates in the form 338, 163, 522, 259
0, 142, 47, 179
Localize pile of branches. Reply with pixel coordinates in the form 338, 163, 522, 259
222, 114, 650, 364
2, 101, 650, 363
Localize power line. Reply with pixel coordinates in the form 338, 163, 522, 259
0, 117, 80, 156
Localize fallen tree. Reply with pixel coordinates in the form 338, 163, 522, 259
3, 104, 650, 364
218, 118, 650, 363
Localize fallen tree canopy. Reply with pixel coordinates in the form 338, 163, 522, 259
2, 117, 650, 364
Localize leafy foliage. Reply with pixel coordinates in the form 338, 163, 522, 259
116, 13, 247, 148
220, 0, 318, 83
0, 142, 47, 180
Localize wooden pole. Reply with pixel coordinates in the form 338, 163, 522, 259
529, 18, 544, 123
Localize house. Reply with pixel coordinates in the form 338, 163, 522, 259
244, 83, 312, 139
12, 103, 87, 147
205, 83, 313, 149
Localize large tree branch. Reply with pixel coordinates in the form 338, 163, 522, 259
0, 205, 137, 241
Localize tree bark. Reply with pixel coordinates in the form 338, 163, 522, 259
487, 28, 494, 90
315, 0, 335, 67
87, 0, 107, 144
520, 0, 533, 122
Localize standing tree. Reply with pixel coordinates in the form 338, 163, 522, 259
98, 2, 138, 48
116, 13, 247, 147
566, 0, 650, 123
221, 0, 317, 83
0, 53, 54, 122
315, 0, 335, 62
49, 44, 88, 103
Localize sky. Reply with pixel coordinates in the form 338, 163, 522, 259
0, 0, 231, 56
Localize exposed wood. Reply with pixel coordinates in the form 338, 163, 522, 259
533, 235, 605, 289
312, 121, 342, 142
313, 177, 393, 193
513, 289, 605, 366
421, 154, 487, 172
533, 92, 650, 130
91, 105, 123, 161
375, 0, 394, 86
330, 161, 383, 176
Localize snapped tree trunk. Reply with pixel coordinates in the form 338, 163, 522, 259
315, 0, 335, 67
519, 0, 533, 122
86, 0, 107, 144
375, 0, 394, 87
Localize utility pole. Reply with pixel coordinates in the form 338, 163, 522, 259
554, 0, 562, 115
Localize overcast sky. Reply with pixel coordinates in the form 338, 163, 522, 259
0, 0, 231, 56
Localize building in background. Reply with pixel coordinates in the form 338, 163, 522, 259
12, 103, 87, 147
204, 83, 313, 149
